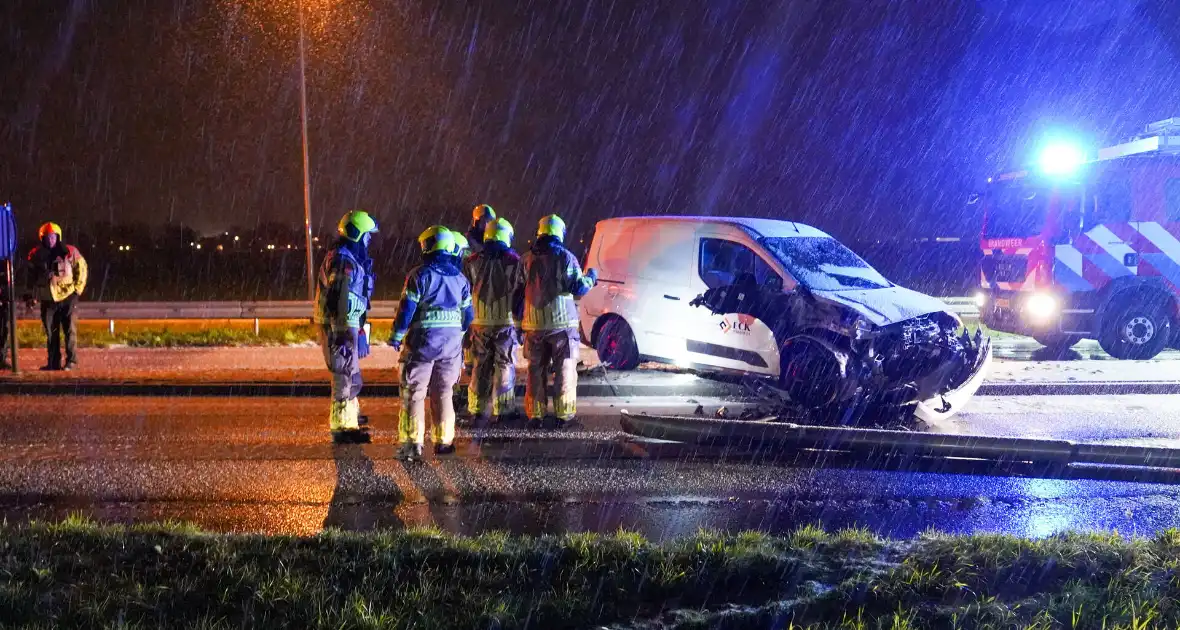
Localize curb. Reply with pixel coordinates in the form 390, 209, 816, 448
619, 412, 1180, 469
0, 380, 742, 398
3, 379, 1180, 398
975, 381, 1180, 396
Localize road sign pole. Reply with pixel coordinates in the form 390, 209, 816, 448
298, 0, 316, 314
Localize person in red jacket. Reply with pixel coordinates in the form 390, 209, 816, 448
24, 222, 88, 371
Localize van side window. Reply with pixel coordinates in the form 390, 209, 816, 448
1085, 176, 1132, 228
699, 238, 776, 289
1166, 179, 1180, 222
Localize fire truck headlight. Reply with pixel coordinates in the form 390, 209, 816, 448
973, 291, 988, 308
1024, 293, 1058, 321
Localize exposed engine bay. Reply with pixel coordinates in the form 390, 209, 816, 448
690, 274, 992, 426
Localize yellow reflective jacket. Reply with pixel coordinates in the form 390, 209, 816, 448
522, 237, 594, 332
27, 244, 88, 303
463, 241, 524, 328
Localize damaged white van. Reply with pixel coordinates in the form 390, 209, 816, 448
577, 216, 991, 421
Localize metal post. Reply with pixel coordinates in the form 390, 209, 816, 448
6, 258, 17, 373
298, 0, 316, 307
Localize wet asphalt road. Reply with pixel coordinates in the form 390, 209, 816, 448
3, 395, 1180, 540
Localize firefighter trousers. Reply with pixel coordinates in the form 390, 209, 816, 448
41, 295, 77, 368
320, 326, 362, 430
399, 350, 462, 446
524, 327, 579, 421
467, 326, 518, 417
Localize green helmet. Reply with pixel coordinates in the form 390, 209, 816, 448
450, 231, 470, 256
338, 210, 379, 242
418, 225, 455, 254
472, 204, 497, 223
537, 214, 566, 241
484, 217, 514, 246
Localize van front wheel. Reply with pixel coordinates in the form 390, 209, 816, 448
595, 317, 640, 370
1098, 296, 1173, 360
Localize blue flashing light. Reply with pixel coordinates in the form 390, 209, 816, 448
1037, 141, 1086, 176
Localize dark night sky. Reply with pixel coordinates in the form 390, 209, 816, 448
1, 0, 1178, 241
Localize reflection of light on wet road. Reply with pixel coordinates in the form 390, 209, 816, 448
991, 337, 1180, 362
1013, 479, 1076, 537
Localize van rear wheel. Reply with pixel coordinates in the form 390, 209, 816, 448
595, 317, 640, 370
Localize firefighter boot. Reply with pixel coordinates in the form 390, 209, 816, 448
330, 398, 371, 444
395, 442, 424, 462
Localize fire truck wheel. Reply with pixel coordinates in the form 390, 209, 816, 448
1098, 299, 1173, 360
1032, 333, 1082, 352
594, 316, 640, 371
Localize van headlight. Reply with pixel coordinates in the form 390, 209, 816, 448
973, 291, 987, 308
1024, 293, 1058, 321
853, 318, 873, 340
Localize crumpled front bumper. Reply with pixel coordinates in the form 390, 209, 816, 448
913, 336, 993, 423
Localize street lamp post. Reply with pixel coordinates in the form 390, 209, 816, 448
297, 0, 315, 305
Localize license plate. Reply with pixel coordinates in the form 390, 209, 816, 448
995, 298, 1010, 308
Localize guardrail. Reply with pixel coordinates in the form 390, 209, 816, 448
940, 297, 979, 318
13, 301, 401, 333
14, 298, 978, 324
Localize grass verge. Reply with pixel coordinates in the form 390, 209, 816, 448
0, 517, 1176, 629
13, 321, 394, 349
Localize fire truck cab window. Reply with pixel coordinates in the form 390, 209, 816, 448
699, 238, 776, 289
984, 183, 1070, 238
1165, 179, 1180, 222
1085, 175, 1132, 227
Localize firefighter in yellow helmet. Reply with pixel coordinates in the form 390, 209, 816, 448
464, 218, 525, 423
390, 226, 474, 461
522, 215, 596, 428
314, 210, 379, 444
25, 222, 88, 371
449, 231, 471, 261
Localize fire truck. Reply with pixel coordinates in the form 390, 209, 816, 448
978, 118, 1180, 359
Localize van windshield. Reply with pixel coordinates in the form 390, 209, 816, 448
760, 237, 892, 291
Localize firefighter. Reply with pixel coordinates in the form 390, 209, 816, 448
25, 222, 87, 371
314, 210, 379, 444
466, 204, 497, 258
465, 218, 524, 422
390, 226, 474, 461
522, 214, 597, 428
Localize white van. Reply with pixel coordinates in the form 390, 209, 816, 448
579, 216, 807, 375
577, 216, 991, 424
